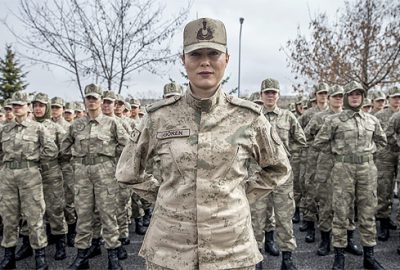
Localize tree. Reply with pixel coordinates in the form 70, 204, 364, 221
283, 0, 400, 93
0, 44, 28, 102
4, 0, 190, 99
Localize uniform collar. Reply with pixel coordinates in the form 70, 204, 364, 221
87, 112, 106, 124
185, 85, 222, 112
345, 109, 365, 119
263, 106, 280, 115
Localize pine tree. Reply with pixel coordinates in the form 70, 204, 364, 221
0, 45, 28, 103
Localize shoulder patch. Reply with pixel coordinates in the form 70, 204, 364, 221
130, 128, 141, 143
339, 112, 348, 122
226, 95, 262, 114
146, 95, 182, 113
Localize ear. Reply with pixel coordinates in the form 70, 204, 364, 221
225, 53, 230, 64
181, 53, 185, 65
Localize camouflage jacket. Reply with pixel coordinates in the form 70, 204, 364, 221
116, 87, 291, 270
263, 106, 306, 155
313, 109, 387, 156
298, 105, 328, 129
60, 113, 128, 160
51, 116, 70, 131
0, 119, 58, 163
384, 111, 400, 151
304, 109, 338, 143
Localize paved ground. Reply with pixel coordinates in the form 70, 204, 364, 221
4, 200, 400, 269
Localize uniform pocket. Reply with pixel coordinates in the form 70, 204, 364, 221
22, 134, 39, 155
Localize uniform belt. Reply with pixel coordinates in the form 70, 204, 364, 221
40, 159, 59, 171
4, 160, 39, 170
75, 156, 113, 165
335, 154, 372, 164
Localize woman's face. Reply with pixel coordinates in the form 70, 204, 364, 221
183, 48, 229, 94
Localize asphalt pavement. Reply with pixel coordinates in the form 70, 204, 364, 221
4, 199, 400, 270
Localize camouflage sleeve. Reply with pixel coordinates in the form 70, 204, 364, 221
289, 112, 307, 152
116, 114, 159, 202
59, 124, 74, 162
39, 124, 59, 161
385, 113, 400, 148
303, 114, 320, 143
0, 126, 3, 165
113, 119, 129, 158
373, 118, 387, 150
246, 115, 291, 203
55, 123, 66, 150
312, 117, 333, 152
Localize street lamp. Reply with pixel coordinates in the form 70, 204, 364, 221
238, 17, 244, 98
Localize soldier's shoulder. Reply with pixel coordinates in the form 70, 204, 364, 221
365, 113, 379, 123
146, 96, 182, 113
225, 95, 262, 115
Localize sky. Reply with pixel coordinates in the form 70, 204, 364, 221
0, 0, 348, 101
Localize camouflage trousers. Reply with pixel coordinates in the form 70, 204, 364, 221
375, 149, 398, 219
332, 160, 378, 248
61, 162, 76, 225
0, 166, 47, 249
146, 260, 255, 270
131, 193, 150, 219
117, 186, 134, 238
290, 152, 302, 207
303, 148, 319, 222
20, 162, 67, 236
315, 152, 355, 232
298, 149, 307, 211
73, 160, 120, 249
251, 175, 297, 251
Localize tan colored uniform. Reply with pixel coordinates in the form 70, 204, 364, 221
116, 88, 291, 270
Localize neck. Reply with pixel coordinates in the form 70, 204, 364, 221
390, 106, 400, 113
88, 109, 101, 119
16, 115, 27, 123
190, 84, 219, 99
264, 105, 276, 112
52, 115, 62, 121
330, 105, 342, 113
104, 112, 114, 117
115, 112, 122, 117
317, 102, 327, 110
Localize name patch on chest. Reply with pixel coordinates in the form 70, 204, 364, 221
157, 129, 190, 140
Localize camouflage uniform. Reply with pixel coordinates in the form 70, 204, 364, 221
116, 85, 291, 270
163, 82, 184, 99
0, 92, 58, 251
60, 86, 128, 251
313, 81, 386, 269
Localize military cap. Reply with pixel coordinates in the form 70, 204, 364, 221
260, 78, 280, 93
11, 91, 30, 105
295, 95, 305, 105
124, 101, 131, 111
249, 92, 263, 105
115, 94, 125, 102
183, 18, 227, 53
129, 98, 141, 108
388, 86, 400, 98
370, 90, 386, 101
74, 102, 85, 112
3, 99, 12, 109
103, 90, 117, 101
344, 81, 365, 95
163, 82, 183, 98
329, 85, 344, 97
64, 102, 75, 113
289, 103, 296, 113
139, 110, 145, 116
32, 92, 50, 104
51, 96, 65, 107
0, 106, 4, 114
362, 98, 373, 108
84, 84, 103, 99
313, 83, 330, 94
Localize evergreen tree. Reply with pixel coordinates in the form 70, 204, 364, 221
0, 45, 28, 102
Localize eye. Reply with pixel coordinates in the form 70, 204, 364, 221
190, 51, 201, 57
208, 50, 221, 57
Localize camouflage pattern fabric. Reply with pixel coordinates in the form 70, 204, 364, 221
116, 88, 291, 270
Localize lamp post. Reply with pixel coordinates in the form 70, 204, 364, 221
238, 17, 244, 98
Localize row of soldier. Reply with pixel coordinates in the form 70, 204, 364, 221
246, 80, 399, 270
0, 84, 185, 270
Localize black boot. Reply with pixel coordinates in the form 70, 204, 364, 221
119, 238, 130, 246
67, 248, 90, 270
15, 235, 33, 261
332, 247, 345, 270
256, 249, 263, 270
134, 218, 147, 235
345, 230, 363, 256
54, 234, 67, 260
377, 219, 389, 241
317, 231, 331, 256
292, 208, 300, 224
142, 208, 153, 227
305, 221, 315, 243
34, 248, 48, 270
87, 238, 102, 258
281, 251, 297, 270
108, 248, 123, 270
363, 246, 385, 270
264, 231, 280, 256
46, 224, 55, 245
0, 246, 16, 269
299, 220, 309, 232
387, 218, 397, 230
67, 223, 76, 247
117, 245, 127, 260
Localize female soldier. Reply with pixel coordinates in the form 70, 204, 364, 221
116, 18, 291, 270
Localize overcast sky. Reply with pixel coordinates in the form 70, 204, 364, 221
0, 0, 348, 101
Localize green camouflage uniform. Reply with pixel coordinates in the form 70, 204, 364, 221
0, 94, 58, 249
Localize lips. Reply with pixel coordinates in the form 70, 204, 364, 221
198, 71, 213, 75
